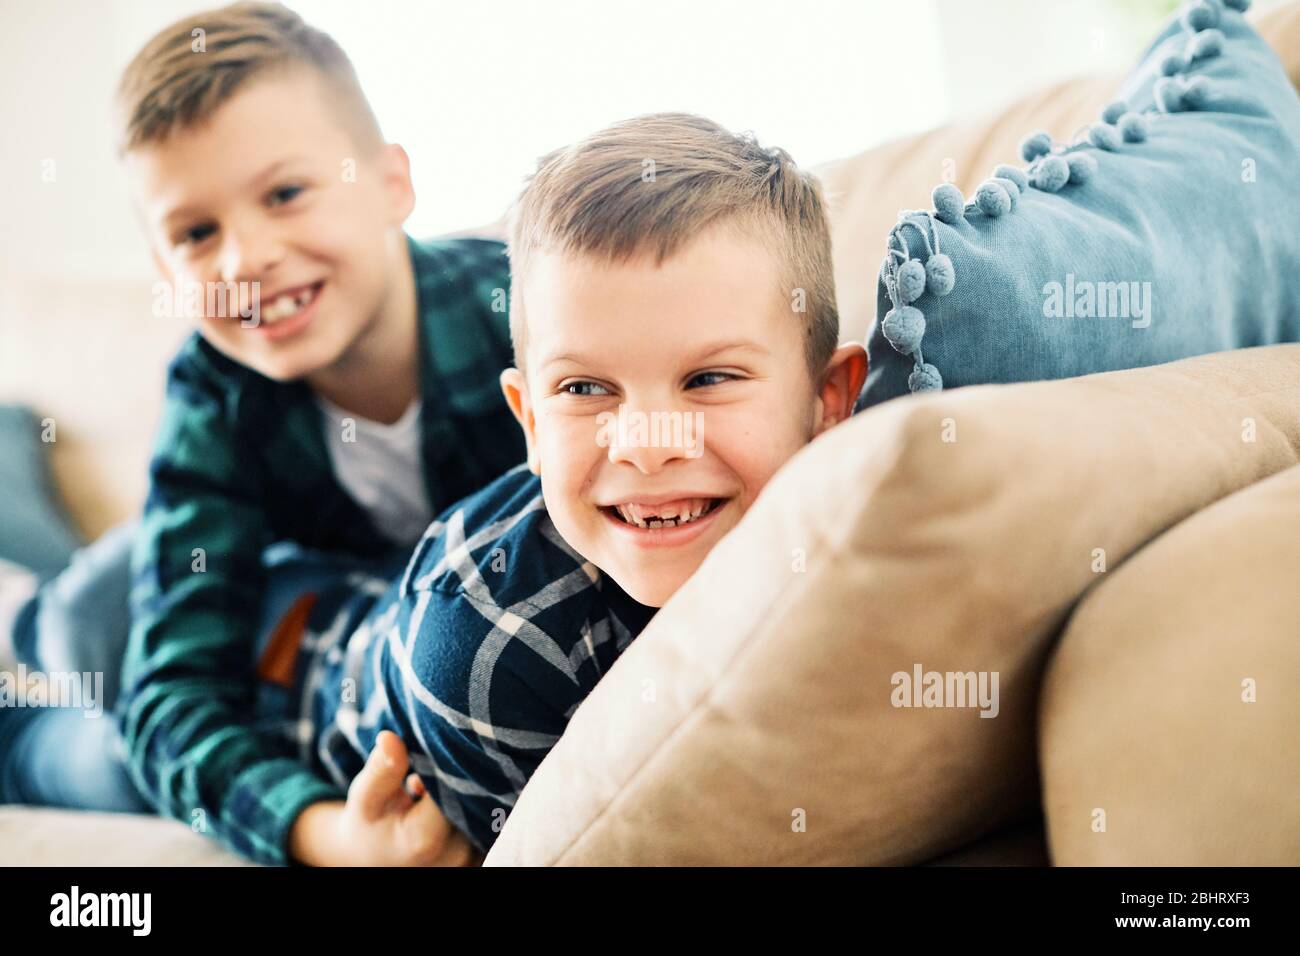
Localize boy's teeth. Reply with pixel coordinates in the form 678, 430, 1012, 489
613, 498, 713, 529
260, 286, 315, 323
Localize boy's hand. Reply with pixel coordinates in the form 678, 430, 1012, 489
289, 731, 480, 867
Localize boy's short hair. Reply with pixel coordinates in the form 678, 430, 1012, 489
117, 1, 382, 154
506, 112, 840, 381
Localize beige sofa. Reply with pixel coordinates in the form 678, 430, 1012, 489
2, 4, 1298, 866
483, 345, 1300, 866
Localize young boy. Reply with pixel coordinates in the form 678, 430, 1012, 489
274, 111, 868, 860
0, 2, 524, 865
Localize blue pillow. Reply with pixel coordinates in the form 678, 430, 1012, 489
0, 405, 83, 577
858, 0, 1300, 408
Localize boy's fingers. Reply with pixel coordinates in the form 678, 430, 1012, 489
405, 772, 426, 799
348, 731, 409, 821
400, 790, 455, 865
379, 729, 409, 764
434, 830, 480, 868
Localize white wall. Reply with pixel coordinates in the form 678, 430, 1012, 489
292, 0, 950, 241
0, 0, 245, 282
935, 0, 1177, 117
0, 0, 1212, 284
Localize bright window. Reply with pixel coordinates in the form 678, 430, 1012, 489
294, 0, 951, 236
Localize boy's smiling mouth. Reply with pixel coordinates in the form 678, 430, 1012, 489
250, 280, 325, 339
597, 495, 730, 546
606, 497, 720, 528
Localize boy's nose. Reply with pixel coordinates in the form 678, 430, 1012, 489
608, 442, 681, 474
604, 405, 703, 474
218, 227, 285, 284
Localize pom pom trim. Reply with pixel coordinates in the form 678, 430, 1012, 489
878, 0, 1240, 396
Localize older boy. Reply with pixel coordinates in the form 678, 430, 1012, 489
0, 1, 523, 866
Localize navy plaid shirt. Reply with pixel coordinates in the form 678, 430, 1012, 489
291, 465, 658, 853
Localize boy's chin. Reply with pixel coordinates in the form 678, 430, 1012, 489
605, 565, 694, 610
245, 355, 321, 382
199, 327, 333, 382
224, 351, 315, 383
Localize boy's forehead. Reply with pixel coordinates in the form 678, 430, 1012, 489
525, 229, 793, 371
529, 224, 778, 303
126, 69, 354, 213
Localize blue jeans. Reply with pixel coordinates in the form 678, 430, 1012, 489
0, 521, 394, 812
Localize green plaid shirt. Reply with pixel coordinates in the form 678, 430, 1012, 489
118, 236, 525, 865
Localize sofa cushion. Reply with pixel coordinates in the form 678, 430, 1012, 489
857, 1, 1300, 406
1039, 461, 1300, 865
0, 807, 252, 866
483, 344, 1300, 865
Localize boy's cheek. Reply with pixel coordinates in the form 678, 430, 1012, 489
539, 416, 602, 469
537, 429, 604, 520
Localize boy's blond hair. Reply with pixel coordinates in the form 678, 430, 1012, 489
117, 1, 381, 154
507, 112, 839, 381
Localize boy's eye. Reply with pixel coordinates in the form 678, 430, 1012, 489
177, 222, 216, 247
268, 184, 304, 206
562, 381, 612, 397
687, 371, 736, 388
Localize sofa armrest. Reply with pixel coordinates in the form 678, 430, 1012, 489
1040, 463, 1300, 865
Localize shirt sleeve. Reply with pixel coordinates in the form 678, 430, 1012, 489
363, 584, 580, 854
118, 348, 343, 866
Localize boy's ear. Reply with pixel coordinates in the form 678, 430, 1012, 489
500, 366, 541, 475
814, 342, 868, 436
376, 143, 416, 225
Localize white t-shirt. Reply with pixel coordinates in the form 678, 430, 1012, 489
316, 395, 434, 548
